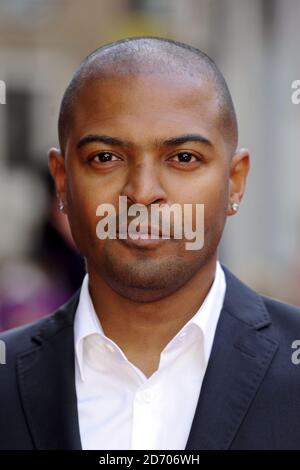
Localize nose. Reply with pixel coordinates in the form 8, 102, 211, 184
121, 159, 167, 206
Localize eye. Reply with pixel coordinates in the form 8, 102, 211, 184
170, 152, 200, 164
90, 152, 120, 163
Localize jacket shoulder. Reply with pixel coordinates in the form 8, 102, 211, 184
0, 289, 80, 358
261, 294, 300, 329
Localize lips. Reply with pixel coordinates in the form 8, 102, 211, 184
117, 224, 170, 239
117, 233, 168, 249
116, 224, 171, 249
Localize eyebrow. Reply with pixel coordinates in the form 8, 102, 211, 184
76, 132, 213, 150
77, 134, 132, 149
162, 133, 213, 147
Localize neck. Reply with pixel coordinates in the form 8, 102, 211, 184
87, 255, 218, 377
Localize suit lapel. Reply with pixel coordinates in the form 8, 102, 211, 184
17, 291, 82, 450
185, 267, 279, 450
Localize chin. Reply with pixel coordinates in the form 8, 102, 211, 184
103, 280, 180, 303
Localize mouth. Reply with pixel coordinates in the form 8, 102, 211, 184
116, 225, 171, 249
117, 224, 170, 237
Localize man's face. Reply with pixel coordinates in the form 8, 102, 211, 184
50, 71, 244, 302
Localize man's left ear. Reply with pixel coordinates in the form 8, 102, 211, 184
227, 148, 250, 216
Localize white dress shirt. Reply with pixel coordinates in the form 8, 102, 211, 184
74, 261, 226, 450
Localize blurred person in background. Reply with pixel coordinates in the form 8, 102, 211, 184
0, 165, 85, 330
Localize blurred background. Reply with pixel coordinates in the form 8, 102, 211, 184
0, 0, 300, 330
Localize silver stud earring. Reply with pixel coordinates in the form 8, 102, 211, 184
58, 198, 64, 212
231, 202, 239, 212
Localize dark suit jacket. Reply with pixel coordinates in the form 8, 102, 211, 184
1, 266, 300, 450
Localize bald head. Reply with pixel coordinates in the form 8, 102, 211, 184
58, 37, 238, 154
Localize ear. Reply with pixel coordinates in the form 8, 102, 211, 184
227, 148, 250, 216
48, 147, 68, 214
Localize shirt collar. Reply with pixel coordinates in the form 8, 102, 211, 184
74, 274, 104, 381
182, 261, 226, 364
74, 261, 226, 382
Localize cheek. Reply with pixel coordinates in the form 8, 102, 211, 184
181, 170, 228, 208
66, 161, 124, 208
190, 172, 229, 233
66, 167, 111, 215
65, 170, 125, 255
64, 175, 102, 250
67, 180, 96, 225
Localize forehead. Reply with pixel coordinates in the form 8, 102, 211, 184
69, 72, 223, 148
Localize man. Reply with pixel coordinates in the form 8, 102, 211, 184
1, 37, 300, 450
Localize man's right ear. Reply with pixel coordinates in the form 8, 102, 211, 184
48, 147, 67, 212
